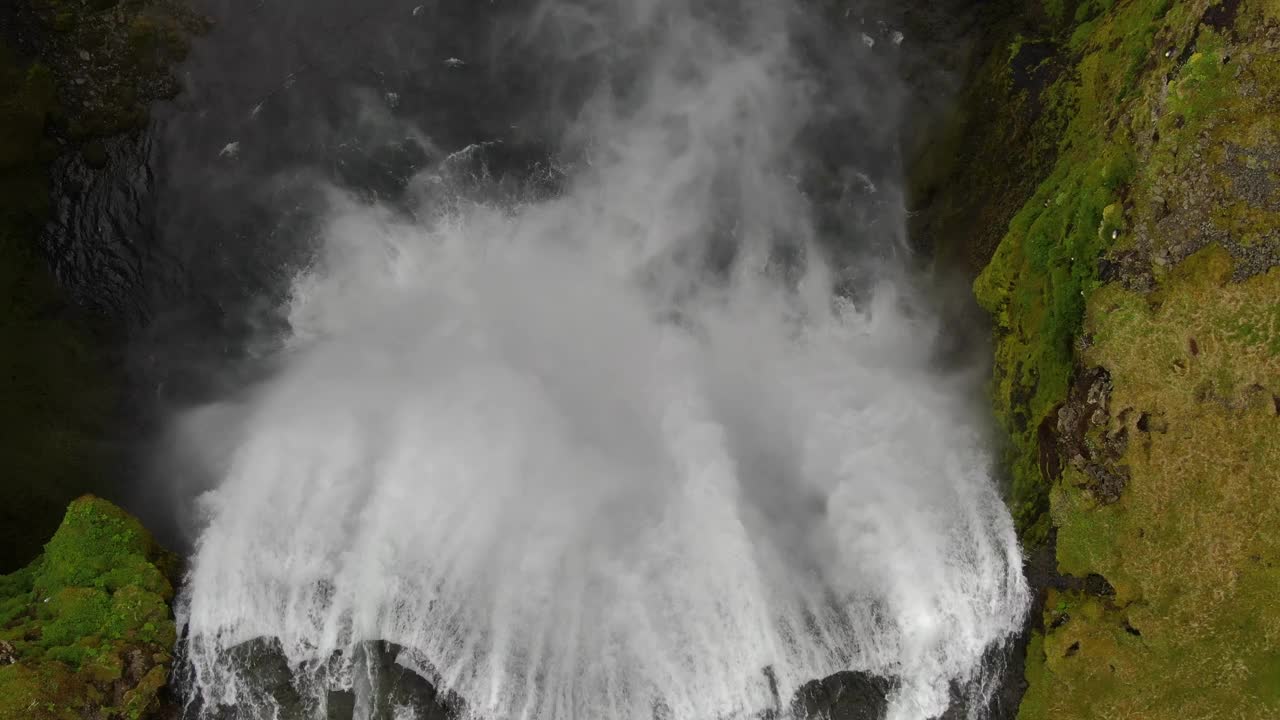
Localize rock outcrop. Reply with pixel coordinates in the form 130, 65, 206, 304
790, 672, 893, 720
0, 496, 180, 720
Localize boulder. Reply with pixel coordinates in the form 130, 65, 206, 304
791, 671, 894, 720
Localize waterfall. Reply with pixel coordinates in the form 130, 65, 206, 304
175, 1, 1028, 718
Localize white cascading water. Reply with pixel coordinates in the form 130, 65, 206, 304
177, 0, 1028, 718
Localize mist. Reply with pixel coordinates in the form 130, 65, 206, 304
169, 1, 1027, 718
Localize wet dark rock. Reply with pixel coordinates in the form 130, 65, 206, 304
325, 690, 356, 720
41, 130, 157, 320
949, 637, 1030, 720
183, 639, 462, 720
791, 671, 894, 720
354, 642, 463, 720
210, 638, 307, 719
184, 644, 901, 720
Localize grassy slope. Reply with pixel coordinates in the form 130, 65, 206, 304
1023, 248, 1280, 718
0, 496, 179, 720
952, 0, 1280, 716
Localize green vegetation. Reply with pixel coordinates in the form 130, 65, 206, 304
1021, 248, 1280, 718
930, 0, 1280, 717
975, 143, 1135, 539
0, 496, 178, 720
972, 0, 1214, 542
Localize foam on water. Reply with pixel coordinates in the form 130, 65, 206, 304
177, 1, 1028, 718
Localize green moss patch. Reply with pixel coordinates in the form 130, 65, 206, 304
0, 497, 178, 720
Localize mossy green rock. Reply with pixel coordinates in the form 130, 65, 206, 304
0, 496, 178, 720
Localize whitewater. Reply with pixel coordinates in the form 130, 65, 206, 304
175, 1, 1029, 718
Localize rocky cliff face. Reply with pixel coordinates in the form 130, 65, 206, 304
919, 0, 1280, 717
0, 0, 206, 573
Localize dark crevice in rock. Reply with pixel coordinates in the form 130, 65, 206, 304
1042, 565, 1117, 602
1009, 40, 1060, 108
1037, 408, 1064, 483
1201, 0, 1242, 37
